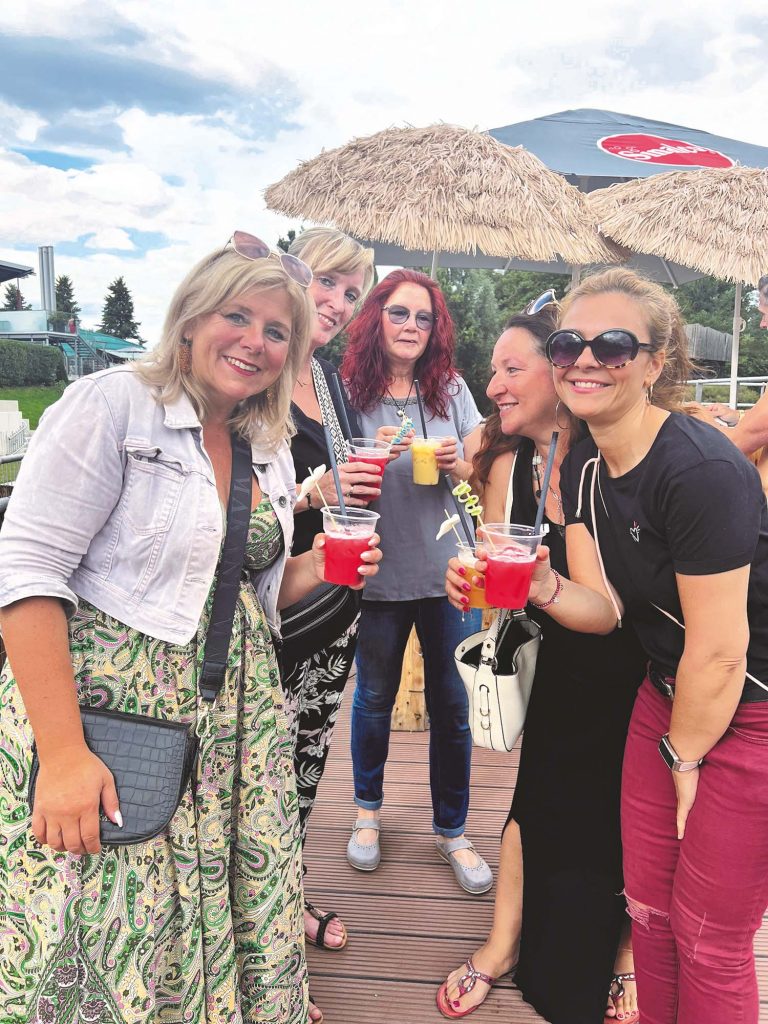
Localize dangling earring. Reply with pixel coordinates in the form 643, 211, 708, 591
265, 385, 276, 403
554, 399, 569, 430
647, 382, 655, 404
179, 338, 192, 374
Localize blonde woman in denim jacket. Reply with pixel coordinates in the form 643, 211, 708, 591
0, 241, 381, 1024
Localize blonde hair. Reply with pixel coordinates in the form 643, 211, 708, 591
559, 267, 697, 412
288, 227, 375, 298
136, 248, 313, 449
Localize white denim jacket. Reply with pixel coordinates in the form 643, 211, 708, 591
0, 365, 296, 644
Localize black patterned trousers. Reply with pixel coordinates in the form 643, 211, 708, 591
281, 615, 360, 843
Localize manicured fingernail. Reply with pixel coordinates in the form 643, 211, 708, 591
453, 1001, 461, 1009
458, 566, 466, 576
462, 583, 471, 592
461, 596, 469, 605
115, 811, 124, 828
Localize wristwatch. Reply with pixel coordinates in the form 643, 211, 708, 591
306, 491, 314, 511
658, 734, 703, 773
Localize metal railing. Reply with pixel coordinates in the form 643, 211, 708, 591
0, 453, 23, 514
687, 376, 768, 407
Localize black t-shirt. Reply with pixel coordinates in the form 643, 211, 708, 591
560, 413, 768, 687
289, 356, 361, 557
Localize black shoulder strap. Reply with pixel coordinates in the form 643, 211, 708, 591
198, 432, 253, 702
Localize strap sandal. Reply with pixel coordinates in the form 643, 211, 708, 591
346, 817, 381, 871
304, 898, 348, 951
436, 837, 493, 894
436, 958, 495, 1019
604, 972, 640, 1024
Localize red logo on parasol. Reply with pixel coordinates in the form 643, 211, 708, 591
598, 133, 734, 168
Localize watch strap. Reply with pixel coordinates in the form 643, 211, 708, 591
659, 733, 703, 772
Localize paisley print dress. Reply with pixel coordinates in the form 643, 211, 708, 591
0, 499, 307, 1023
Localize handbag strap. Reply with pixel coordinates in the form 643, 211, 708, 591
504, 449, 518, 523
312, 358, 348, 465
198, 432, 253, 703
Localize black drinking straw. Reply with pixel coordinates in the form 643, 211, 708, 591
533, 431, 559, 534
323, 423, 347, 516
413, 379, 428, 437
331, 372, 353, 441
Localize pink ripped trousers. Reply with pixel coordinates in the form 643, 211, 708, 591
621, 678, 768, 1024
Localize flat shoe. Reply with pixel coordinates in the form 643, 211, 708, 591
604, 971, 640, 1024
436, 958, 495, 1018
346, 817, 381, 871
436, 837, 493, 894
304, 898, 348, 950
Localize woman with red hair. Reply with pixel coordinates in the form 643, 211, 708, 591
340, 270, 492, 894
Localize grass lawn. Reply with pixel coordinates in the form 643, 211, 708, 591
0, 383, 67, 429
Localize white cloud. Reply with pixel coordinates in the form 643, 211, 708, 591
1, 0, 767, 341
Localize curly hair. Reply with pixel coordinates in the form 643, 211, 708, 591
340, 269, 458, 418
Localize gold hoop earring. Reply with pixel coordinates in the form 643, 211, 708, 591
179, 338, 192, 374
554, 400, 569, 431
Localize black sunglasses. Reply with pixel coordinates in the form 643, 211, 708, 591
546, 329, 654, 369
382, 304, 436, 331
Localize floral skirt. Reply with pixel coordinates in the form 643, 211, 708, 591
0, 590, 307, 1024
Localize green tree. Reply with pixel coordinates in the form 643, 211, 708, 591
2, 283, 31, 310
99, 277, 141, 340
675, 277, 767, 378
437, 269, 501, 414
493, 269, 569, 320
276, 229, 298, 253
55, 275, 81, 318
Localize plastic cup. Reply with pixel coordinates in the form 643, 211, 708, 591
411, 436, 446, 486
481, 524, 544, 610
456, 541, 490, 610
345, 437, 391, 478
321, 507, 380, 587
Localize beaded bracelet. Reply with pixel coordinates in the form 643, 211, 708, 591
529, 567, 562, 609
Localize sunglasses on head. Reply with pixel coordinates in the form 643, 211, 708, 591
522, 289, 558, 315
229, 230, 313, 288
546, 329, 654, 369
382, 304, 436, 331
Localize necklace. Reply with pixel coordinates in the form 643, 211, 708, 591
532, 448, 564, 535
386, 380, 415, 419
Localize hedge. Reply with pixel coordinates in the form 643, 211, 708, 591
0, 340, 68, 386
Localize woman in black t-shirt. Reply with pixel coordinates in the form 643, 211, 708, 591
520, 267, 768, 1024
440, 303, 646, 1024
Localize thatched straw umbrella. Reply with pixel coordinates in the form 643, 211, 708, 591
265, 124, 613, 270
590, 165, 768, 405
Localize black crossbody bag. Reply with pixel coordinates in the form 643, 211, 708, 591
28, 433, 253, 846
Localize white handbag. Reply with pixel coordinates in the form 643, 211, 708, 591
454, 451, 542, 751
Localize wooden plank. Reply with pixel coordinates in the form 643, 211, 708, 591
391, 626, 428, 732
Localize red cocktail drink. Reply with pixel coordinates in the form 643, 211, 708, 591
321, 507, 380, 588
346, 438, 391, 483
481, 524, 544, 610
485, 550, 537, 608
324, 534, 372, 586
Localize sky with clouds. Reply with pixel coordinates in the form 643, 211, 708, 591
0, 0, 766, 340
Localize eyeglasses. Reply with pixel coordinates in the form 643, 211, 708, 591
546, 329, 654, 369
382, 305, 436, 331
523, 289, 558, 315
229, 230, 313, 288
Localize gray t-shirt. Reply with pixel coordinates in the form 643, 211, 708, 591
357, 378, 483, 601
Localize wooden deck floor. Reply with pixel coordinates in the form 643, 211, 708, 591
303, 676, 768, 1023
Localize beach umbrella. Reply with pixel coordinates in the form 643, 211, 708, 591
264, 123, 613, 272
590, 166, 768, 404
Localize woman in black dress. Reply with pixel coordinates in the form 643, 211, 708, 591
439, 302, 646, 1023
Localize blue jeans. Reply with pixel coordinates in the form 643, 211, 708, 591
351, 597, 480, 838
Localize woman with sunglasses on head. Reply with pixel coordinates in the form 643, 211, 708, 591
508, 268, 768, 1024
278, 228, 375, 1006
439, 297, 646, 1023
0, 235, 381, 1024
339, 269, 494, 893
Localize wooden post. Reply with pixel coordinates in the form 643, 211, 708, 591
391, 627, 428, 731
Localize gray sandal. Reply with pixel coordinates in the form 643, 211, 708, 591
346, 817, 381, 871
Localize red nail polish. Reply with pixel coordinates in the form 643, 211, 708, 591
461, 596, 469, 605
462, 582, 471, 592
458, 566, 466, 576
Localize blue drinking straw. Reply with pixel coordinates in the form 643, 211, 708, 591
533, 431, 559, 534
323, 423, 347, 516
